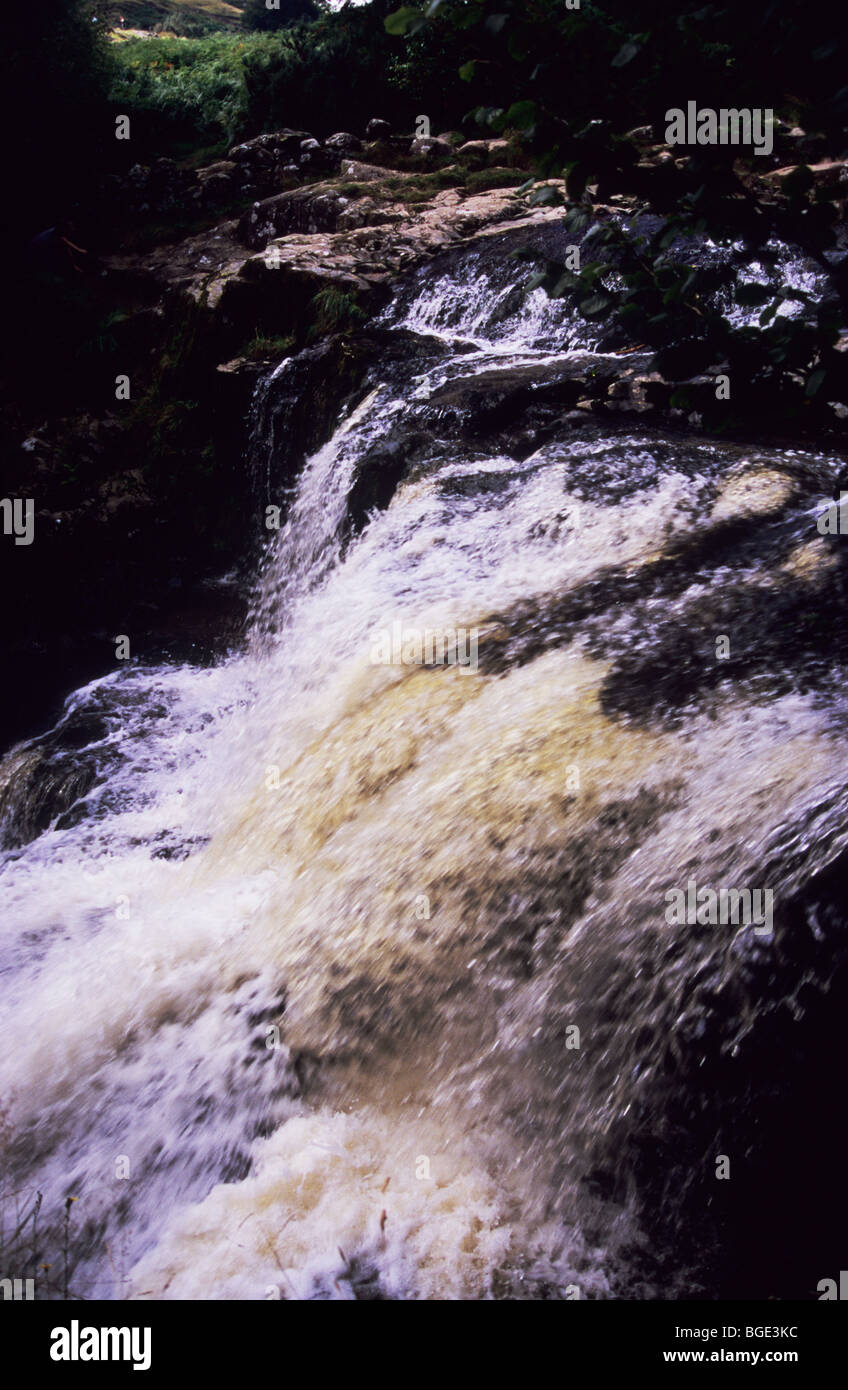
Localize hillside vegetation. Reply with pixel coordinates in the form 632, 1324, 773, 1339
103, 0, 245, 35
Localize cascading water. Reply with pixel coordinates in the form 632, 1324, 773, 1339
2, 233, 847, 1301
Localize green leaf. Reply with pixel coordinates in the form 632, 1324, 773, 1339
384, 7, 423, 36
474, 106, 504, 129
611, 40, 643, 68
806, 368, 826, 397
550, 273, 580, 298
504, 100, 538, 133
528, 184, 564, 207
563, 209, 590, 235
458, 61, 477, 82
508, 32, 529, 62
579, 294, 613, 317
565, 162, 590, 198
456, 3, 484, 29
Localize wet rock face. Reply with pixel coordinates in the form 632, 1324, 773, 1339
0, 706, 108, 848
246, 336, 383, 506
421, 354, 625, 448
247, 328, 456, 517
343, 432, 433, 540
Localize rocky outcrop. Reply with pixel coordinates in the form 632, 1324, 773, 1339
102, 183, 563, 364
109, 117, 465, 221
236, 184, 397, 250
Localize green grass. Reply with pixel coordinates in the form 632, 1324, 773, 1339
307, 287, 366, 341
379, 169, 467, 202
241, 332, 297, 360
105, 1, 245, 35
108, 32, 278, 150
465, 167, 528, 193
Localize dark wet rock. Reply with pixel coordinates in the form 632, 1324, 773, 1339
344, 432, 433, 538
365, 119, 392, 141
0, 706, 109, 848
248, 328, 456, 517
414, 352, 674, 456
426, 355, 609, 432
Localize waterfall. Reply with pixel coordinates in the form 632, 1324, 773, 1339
2, 235, 847, 1301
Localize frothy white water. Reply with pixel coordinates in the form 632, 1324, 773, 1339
382, 236, 596, 353
2, 248, 846, 1300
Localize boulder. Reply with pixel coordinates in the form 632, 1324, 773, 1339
625, 124, 655, 144
765, 160, 848, 193
238, 187, 355, 250
325, 132, 363, 155
196, 161, 237, 208
363, 136, 412, 163
198, 160, 237, 182
456, 138, 512, 170
198, 173, 233, 208
365, 118, 392, 141
229, 130, 309, 163
410, 135, 454, 161
225, 132, 312, 196
299, 138, 324, 169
